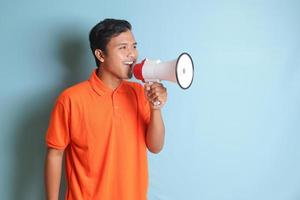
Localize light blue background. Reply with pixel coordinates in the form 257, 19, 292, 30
1, 0, 300, 199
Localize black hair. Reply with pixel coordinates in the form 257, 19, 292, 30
89, 18, 132, 67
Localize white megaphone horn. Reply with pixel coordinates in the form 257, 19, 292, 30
133, 52, 194, 89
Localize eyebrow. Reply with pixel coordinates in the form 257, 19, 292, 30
116, 42, 137, 46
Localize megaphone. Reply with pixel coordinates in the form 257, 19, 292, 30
133, 52, 194, 89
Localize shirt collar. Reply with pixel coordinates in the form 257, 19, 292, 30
89, 69, 127, 96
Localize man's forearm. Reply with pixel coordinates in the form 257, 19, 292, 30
45, 148, 64, 200
146, 109, 165, 153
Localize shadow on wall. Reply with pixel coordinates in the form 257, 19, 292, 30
11, 25, 92, 200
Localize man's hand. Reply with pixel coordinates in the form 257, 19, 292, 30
144, 82, 167, 110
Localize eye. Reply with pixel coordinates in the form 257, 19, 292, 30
119, 45, 126, 50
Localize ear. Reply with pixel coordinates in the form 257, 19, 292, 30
95, 49, 105, 63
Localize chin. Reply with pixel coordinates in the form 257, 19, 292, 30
127, 72, 133, 79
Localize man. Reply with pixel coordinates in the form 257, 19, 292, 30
44, 18, 167, 200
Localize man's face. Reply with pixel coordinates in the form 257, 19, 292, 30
100, 30, 138, 80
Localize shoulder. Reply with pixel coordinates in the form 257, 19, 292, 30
56, 81, 90, 104
123, 81, 144, 92
122, 81, 148, 104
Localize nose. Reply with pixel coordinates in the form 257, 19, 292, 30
128, 46, 137, 59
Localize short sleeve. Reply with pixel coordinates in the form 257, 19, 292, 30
46, 100, 70, 150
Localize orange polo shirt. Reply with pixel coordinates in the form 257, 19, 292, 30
46, 69, 150, 200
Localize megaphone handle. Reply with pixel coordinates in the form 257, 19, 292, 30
146, 80, 161, 108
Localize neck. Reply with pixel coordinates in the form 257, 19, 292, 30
96, 68, 122, 90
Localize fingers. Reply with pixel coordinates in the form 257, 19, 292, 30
144, 82, 167, 109
147, 89, 167, 104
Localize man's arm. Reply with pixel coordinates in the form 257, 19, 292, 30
44, 147, 64, 200
144, 82, 167, 153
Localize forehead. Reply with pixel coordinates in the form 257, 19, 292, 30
108, 30, 136, 46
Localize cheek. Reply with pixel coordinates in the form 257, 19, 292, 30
133, 49, 138, 57
110, 54, 124, 70
114, 51, 125, 61
107, 52, 122, 64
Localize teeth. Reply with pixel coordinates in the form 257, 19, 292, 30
124, 61, 134, 65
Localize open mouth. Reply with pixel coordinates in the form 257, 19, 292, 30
123, 61, 135, 69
